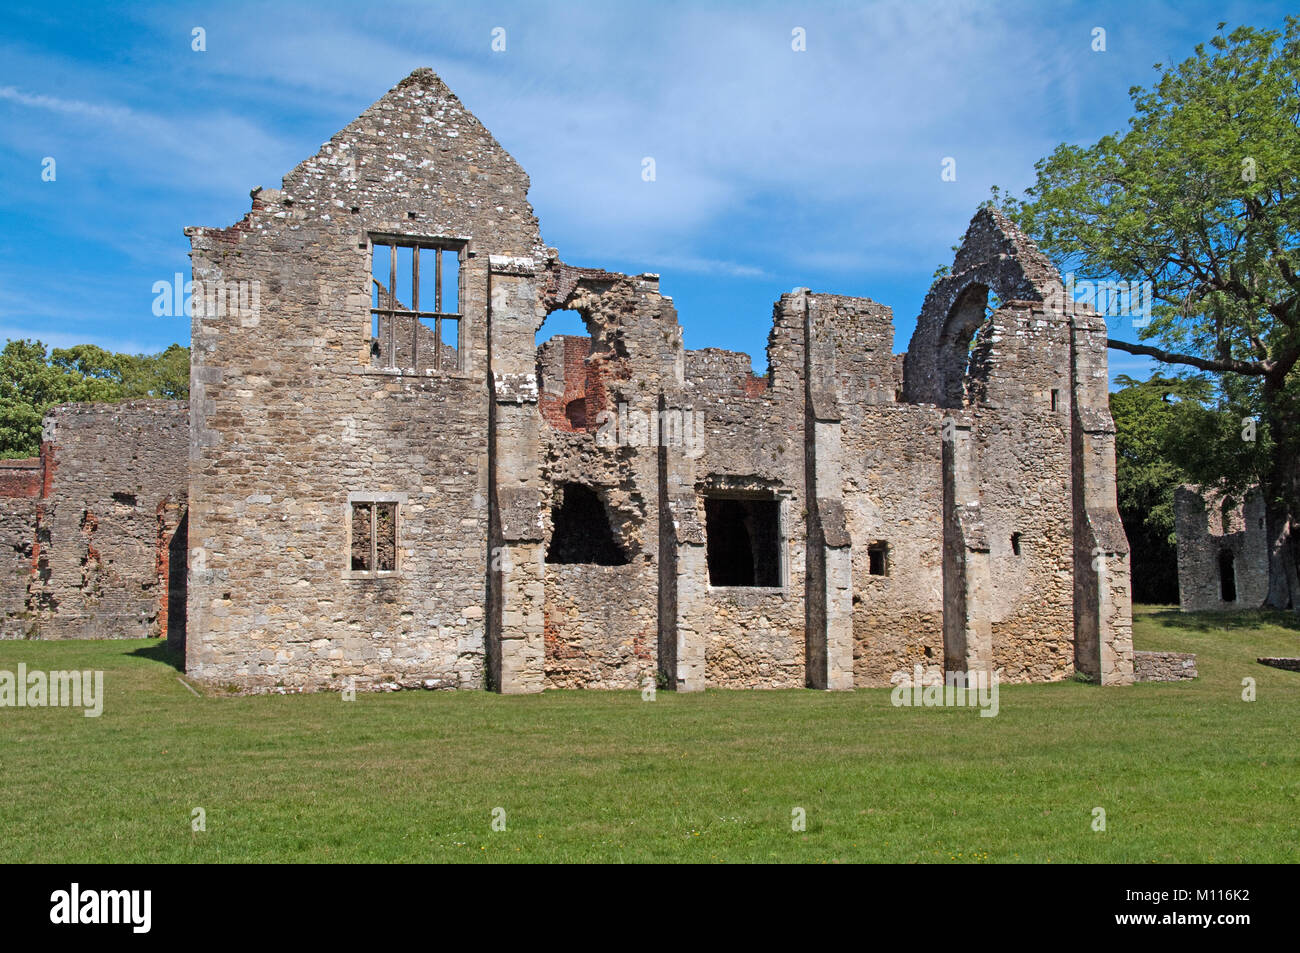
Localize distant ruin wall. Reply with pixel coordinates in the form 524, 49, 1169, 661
1175, 486, 1269, 611
0, 498, 39, 638
0, 400, 189, 640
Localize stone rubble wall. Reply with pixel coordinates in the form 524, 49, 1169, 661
536, 268, 678, 689
0, 401, 188, 640
1175, 485, 1269, 611
0, 498, 39, 639
1133, 650, 1198, 681
683, 296, 807, 688
972, 304, 1076, 683
846, 403, 945, 685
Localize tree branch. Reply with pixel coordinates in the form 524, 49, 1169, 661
1106, 338, 1272, 375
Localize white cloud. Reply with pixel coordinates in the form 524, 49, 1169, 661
0, 86, 132, 120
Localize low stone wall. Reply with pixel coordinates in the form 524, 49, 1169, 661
1134, 650, 1198, 682
1257, 657, 1300, 673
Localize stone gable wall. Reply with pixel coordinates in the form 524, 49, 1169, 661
185, 69, 542, 691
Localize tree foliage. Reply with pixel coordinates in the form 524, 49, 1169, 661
1002, 18, 1300, 606
1006, 20, 1300, 376
0, 340, 189, 459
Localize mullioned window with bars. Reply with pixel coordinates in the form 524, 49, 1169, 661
370, 236, 463, 371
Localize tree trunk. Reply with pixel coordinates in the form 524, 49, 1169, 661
1263, 505, 1300, 609
1260, 376, 1300, 609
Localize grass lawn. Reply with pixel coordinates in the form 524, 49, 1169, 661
1, 606, 1297, 863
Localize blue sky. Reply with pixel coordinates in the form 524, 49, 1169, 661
0, 0, 1291, 384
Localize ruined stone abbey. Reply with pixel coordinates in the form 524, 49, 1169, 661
0, 69, 1135, 692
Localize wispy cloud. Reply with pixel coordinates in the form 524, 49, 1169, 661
0, 86, 132, 120
650, 256, 769, 280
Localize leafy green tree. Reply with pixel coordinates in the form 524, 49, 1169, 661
0, 340, 72, 459
142, 344, 191, 400
1003, 19, 1300, 607
0, 339, 189, 459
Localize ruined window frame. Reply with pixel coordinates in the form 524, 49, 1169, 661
867, 540, 890, 577
344, 491, 407, 580
1218, 548, 1237, 602
368, 234, 467, 373
701, 489, 789, 592
544, 482, 630, 567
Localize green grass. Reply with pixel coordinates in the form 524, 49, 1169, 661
1, 606, 1297, 863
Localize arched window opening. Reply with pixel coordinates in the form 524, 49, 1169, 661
537, 309, 601, 433
937, 283, 991, 408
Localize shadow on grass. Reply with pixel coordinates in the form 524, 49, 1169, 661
128, 641, 184, 672
1142, 607, 1300, 634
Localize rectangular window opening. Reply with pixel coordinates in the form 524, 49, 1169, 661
704, 495, 781, 587
350, 500, 397, 576
440, 317, 460, 366
1218, 549, 1236, 602
546, 483, 628, 566
1050, 388, 1059, 411
369, 237, 463, 371
350, 502, 372, 572
1011, 532, 1022, 556
868, 540, 889, 577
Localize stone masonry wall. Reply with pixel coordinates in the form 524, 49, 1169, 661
1175, 485, 1269, 611
829, 293, 946, 686
683, 297, 807, 688
971, 303, 1076, 683
173, 68, 1133, 693
1134, 650, 1198, 681
186, 69, 543, 691
902, 208, 1132, 686
0, 498, 39, 639
15, 401, 188, 640
536, 269, 681, 690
